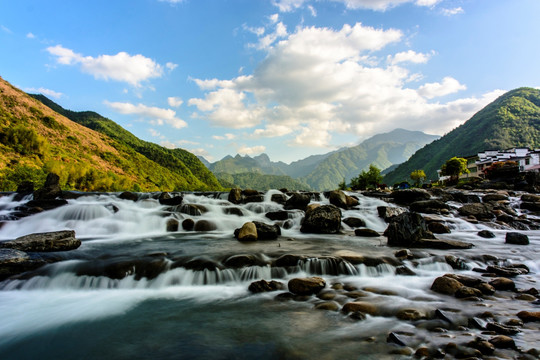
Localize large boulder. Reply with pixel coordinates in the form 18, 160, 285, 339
236, 222, 257, 241
34, 173, 62, 200
158, 193, 183, 206
0, 248, 46, 279
384, 212, 434, 247
391, 189, 431, 205
193, 220, 217, 232
228, 188, 242, 204
431, 276, 463, 295
0, 230, 80, 252
328, 190, 359, 209
300, 205, 341, 234
377, 206, 407, 222
458, 203, 495, 220
288, 277, 326, 295
253, 221, 281, 240
409, 200, 449, 214
284, 193, 311, 211
505, 232, 529, 245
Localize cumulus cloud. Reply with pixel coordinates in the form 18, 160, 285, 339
46, 45, 164, 86
213, 133, 236, 140
237, 145, 266, 155
166, 62, 178, 71
104, 101, 187, 129
442, 7, 464, 16
188, 21, 500, 149
272, 0, 442, 12
26, 32, 35, 39
24, 87, 63, 99
167, 96, 183, 107
1, 25, 12, 34
417, 76, 467, 99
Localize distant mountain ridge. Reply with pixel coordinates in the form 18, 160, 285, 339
384, 87, 540, 185
0, 76, 222, 192
207, 128, 439, 190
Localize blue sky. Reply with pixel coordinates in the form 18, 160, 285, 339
1, 0, 539, 163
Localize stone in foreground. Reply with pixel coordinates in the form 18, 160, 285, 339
0, 230, 80, 252
288, 277, 326, 295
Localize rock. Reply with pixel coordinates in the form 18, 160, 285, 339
477, 283, 496, 295
449, 191, 481, 203
455, 286, 483, 299
166, 218, 179, 232
252, 221, 280, 240
354, 228, 380, 237
521, 194, 540, 202
410, 238, 472, 250
223, 207, 243, 216
517, 311, 540, 322
228, 188, 242, 204
14, 181, 34, 201
244, 195, 264, 203
265, 211, 289, 221
505, 232, 529, 245
478, 230, 496, 238
395, 265, 416, 276
182, 218, 194, 231
521, 201, 540, 212
180, 204, 207, 216
486, 322, 520, 335
489, 277, 515, 291
223, 254, 258, 268
284, 193, 311, 211
467, 338, 495, 355
24, 199, 69, 211
444, 343, 482, 359
445, 255, 469, 270
300, 205, 341, 234
410, 200, 450, 214
483, 193, 508, 202
119, 191, 138, 201
329, 190, 349, 209
34, 173, 62, 200
248, 280, 285, 293
342, 302, 378, 316
384, 212, 434, 247
386, 332, 407, 346
431, 276, 463, 295
193, 220, 217, 232
343, 217, 366, 228
0, 248, 46, 279
159, 193, 183, 206
0, 230, 80, 252
391, 189, 431, 205
428, 222, 451, 234
273, 254, 305, 267
314, 301, 340, 311
288, 277, 326, 295
458, 203, 495, 220
489, 335, 516, 349
394, 249, 413, 260
346, 195, 359, 208
236, 222, 257, 241
486, 265, 523, 277
377, 206, 407, 222
270, 193, 286, 204
242, 189, 259, 197
396, 308, 426, 321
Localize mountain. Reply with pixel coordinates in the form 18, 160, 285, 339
209, 153, 288, 175
301, 128, 440, 190
0, 76, 222, 192
384, 87, 540, 185
215, 172, 311, 191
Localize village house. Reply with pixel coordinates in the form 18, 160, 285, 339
459, 147, 540, 179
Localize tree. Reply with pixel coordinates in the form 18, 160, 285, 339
350, 164, 383, 190
410, 169, 426, 187
338, 178, 347, 190
440, 157, 469, 183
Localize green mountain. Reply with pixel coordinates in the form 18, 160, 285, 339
301, 129, 440, 190
209, 153, 288, 175
384, 87, 540, 185
216, 172, 311, 191
0, 76, 222, 192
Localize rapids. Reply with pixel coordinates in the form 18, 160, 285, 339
0, 190, 538, 359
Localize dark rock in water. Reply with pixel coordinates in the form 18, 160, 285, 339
248, 279, 285, 293
519, 201, 540, 211
270, 193, 286, 204
384, 212, 434, 247
284, 193, 311, 211
354, 228, 380, 237
483, 193, 509, 202
489, 277, 515, 291
458, 203, 495, 220
444, 273, 484, 287
119, 191, 139, 201
467, 338, 495, 355
223, 207, 243, 216
182, 218, 195, 231
428, 222, 451, 234
166, 218, 179, 232
180, 204, 207, 216
391, 189, 431, 205
396, 308, 426, 321
489, 335, 516, 349
329, 190, 349, 209
99, 257, 168, 281
159, 193, 183, 206
341, 301, 378, 315
445, 255, 470, 270
477, 282, 496, 295
486, 322, 520, 335
300, 205, 341, 234
223, 254, 259, 268
431, 276, 463, 295
395, 265, 416, 276
455, 286, 483, 299
242, 189, 259, 197
288, 276, 326, 295
0, 230, 80, 252
236, 222, 257, 241
273, 254, 305, 267
228, 188, 242, 204
274, 292, 295, 302
521, 193, 540, 202
34, 173, 62, 200
505, 232, 529, 245
14, 181, 34, 201
413, 238, 472, 249
377, 206, 407, 222
193, 220, 217, 232
343, 217, 366, 228
24, 199, 69, 211
468, 316, 488, 330
253, 221, 281, 240
486, 265, 523, 277
517, 311, 540, 322
410, 199, 449, 214
386, 332, 407, 346
449, 191, 481, 203
0, 248, 46, 279
444, 343, 482, 359
179, 257, 221, 271
265, 210, 289, 221
478, 230, 496, 238
314, 301, 340, 311
244, 195, 264, 203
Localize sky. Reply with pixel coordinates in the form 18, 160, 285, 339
1, 0, 539, 164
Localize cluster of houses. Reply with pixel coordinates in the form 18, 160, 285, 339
461, 147, 540, 179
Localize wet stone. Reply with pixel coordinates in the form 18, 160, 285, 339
248, 280, 285, 293
287, 277, 326, 295
489, 335, 516, 349
486, 322, 521, 335
478, 230, 496, 238
505, 232, 529, 245
314, 301, 340, 311
517, 311, 540, 322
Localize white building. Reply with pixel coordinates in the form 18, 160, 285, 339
475, 147, 540, 176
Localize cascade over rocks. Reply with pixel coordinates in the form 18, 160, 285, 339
249, 280, 285, 293
384, 212, 434, 247
409, 199, 449, 214
119, 191, 139, 201
328, 190, 359, 209
252, 221, 281, 240
300, 205, 341, 234
228, 188, 242, 204
158, 193, 183, 206
458, 203, 495, 221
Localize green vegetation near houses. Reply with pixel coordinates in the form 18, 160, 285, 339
384, 87, 540, 185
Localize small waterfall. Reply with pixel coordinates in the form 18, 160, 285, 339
298, 257, 358, 276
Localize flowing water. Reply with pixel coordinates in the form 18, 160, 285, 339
0, 191, 538, 359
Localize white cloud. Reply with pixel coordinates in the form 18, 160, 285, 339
388, 50, 432, 65
158, 0, 185, 4
1, 25, 12, 34
269, 14, 279, 23
417, 76, 467, 99
148, 128, 162, 137
251, 124, 293, 138
104, 101, 187, 129
442, 7, 464, 16
187, 148, 214, 161
24, 87, 63, 99
237, 145, 266, 155
176, 139, 200, 146
46, 45, 164, 86
307, 5, 317, 16
166, 62, 178, 71
160, 140, 176, 149
167, 96, 183, 107
213, 133, 236, 140
272, 0, 307, 12
272, 0, 442, 12
26, 32, 35, 39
